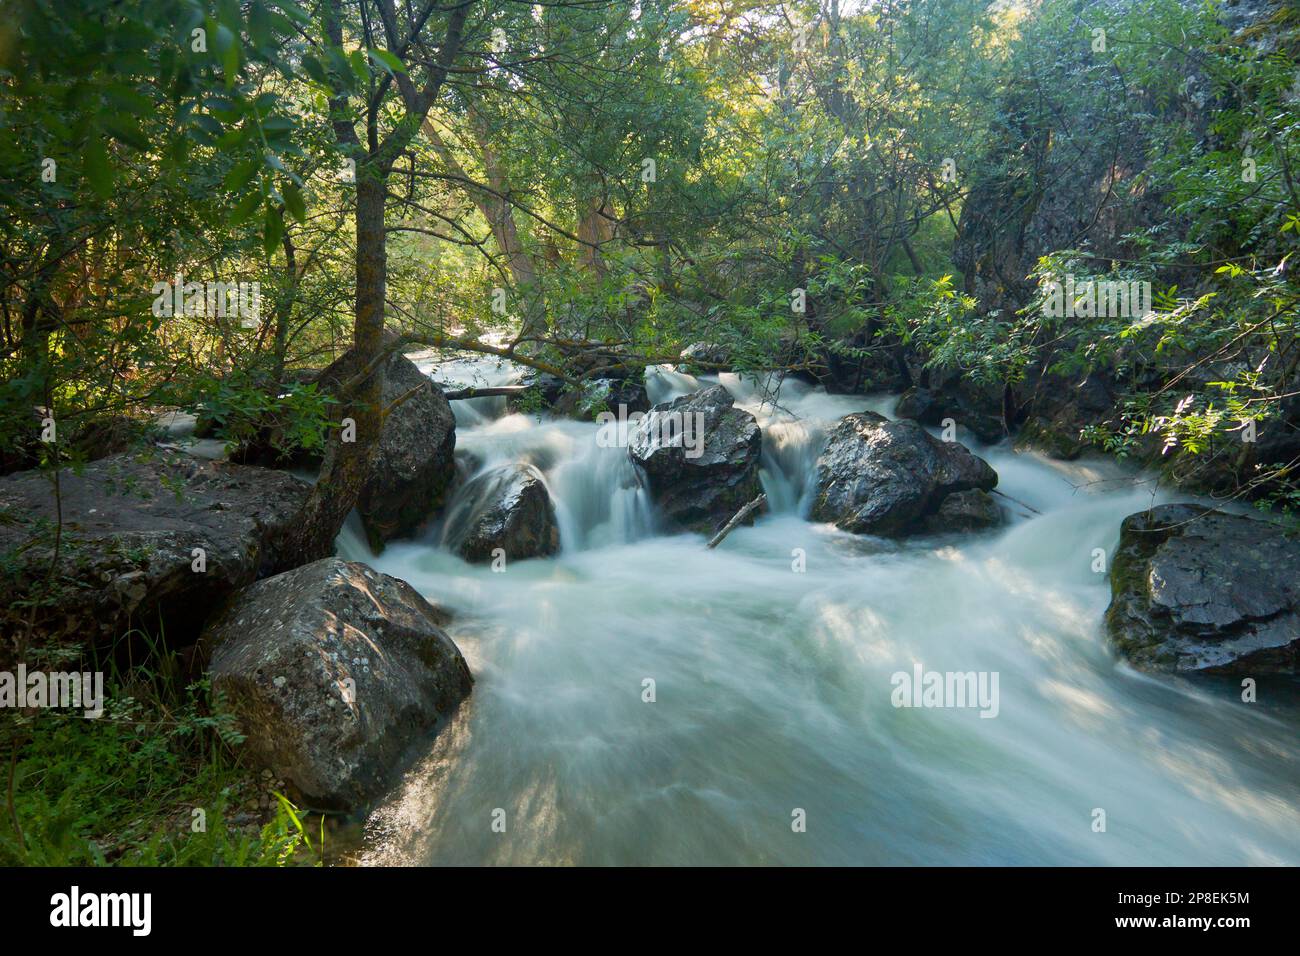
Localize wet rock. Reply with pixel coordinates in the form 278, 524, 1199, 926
441, 463, 560, 562
0, 452, 308, 666
894, 385, 1005, 444
313, 347, 456, 551
1105, 504, 1300, 674
1014, 372, 1116, 460
628, 384, 763, 534
895, 387, 942, 425
204, 557, 472, 810
810, 412, 998, 536
552, 375, 650, 419
922, 489, 1003, 533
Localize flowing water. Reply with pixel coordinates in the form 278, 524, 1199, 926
342, 358, 1300, 866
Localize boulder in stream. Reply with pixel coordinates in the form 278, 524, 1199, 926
922, 488, 1003, 533
894, 385, 1005, 444
204, 557, 472, 810
441, 463, 561, 562
810, 412, 998, 536
628, 384, 764, 535
313, 346, 457, 551
1105, 504, 1300, 674
0, 452, 308, 666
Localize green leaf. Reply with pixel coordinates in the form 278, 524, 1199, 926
83, 134, 112, 198
282, 182, 306, 222
215, 24, 240, 85
103, 84, 154, 116
105, 116, 151, 152
261, 116, 294, 134
367, 48, 406, 76
192, 114, 223, 137
301, 54, 329, 87
248, 3, 273, 49
230, 190, 262, 226
223, 158, 260, 192
348, 49, 369, 84
263, 206, 285, 256
269, 0, 310, 25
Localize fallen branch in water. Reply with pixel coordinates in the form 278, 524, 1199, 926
991, 488, 1042, 516
707, 493, 767, 549
443, 385, 529, 401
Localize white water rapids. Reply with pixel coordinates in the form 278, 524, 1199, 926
340, 358, 1300, 866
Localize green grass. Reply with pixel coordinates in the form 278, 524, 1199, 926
1, 646, 321, 866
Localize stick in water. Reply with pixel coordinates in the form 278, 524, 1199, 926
707, 493, 767, 549
443, 385, 530, 401
991, 488, 1042, 516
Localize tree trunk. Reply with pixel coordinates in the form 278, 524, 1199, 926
275, 0, 468, 569
577, 195, 614, 277
276, 173, 387, 568
423, 113, 547, 340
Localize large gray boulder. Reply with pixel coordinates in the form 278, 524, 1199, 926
628, 385, 764, 534
441, 463, 560, 562
1105, 504, 1300, 674
313, 347, 456, 552
0, 453, 309, 667
810, 412, 998, 536
204, 558, 472, 810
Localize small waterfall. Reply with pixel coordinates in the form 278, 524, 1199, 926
421, 390, 654, 554
548, 425, 655, 550
760, 418, 826, 515
645, 363, 700, 405
335, 509, 374, 560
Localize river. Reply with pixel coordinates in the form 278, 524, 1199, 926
340, 359, 1300, 865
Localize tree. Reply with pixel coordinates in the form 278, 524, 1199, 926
278, 0, 473, 564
